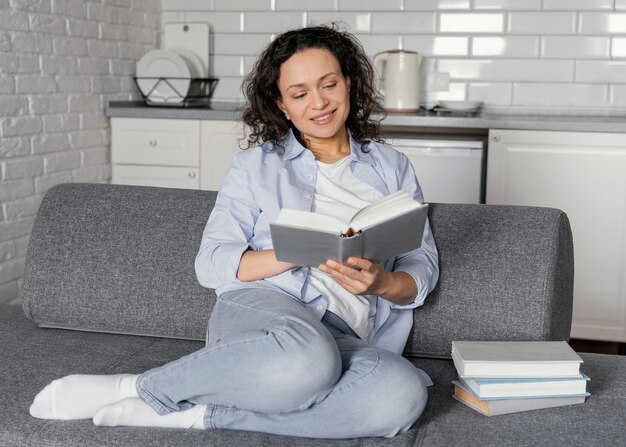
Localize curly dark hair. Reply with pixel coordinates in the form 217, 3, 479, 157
241, 23, 386, 149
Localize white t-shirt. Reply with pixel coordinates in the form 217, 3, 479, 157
306, 155, 384, 340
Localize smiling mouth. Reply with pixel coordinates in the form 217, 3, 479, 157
311, 110, 336, 123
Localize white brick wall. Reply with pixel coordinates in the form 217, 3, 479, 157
0, 0, 160, 305
162, 0, 626, 110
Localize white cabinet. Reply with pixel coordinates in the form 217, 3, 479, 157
486, 129, 626, 342
111, 117, 242, 191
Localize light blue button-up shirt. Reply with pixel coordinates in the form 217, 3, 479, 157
195, 129, 439, 354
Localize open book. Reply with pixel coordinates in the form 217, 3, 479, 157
270, 191, 429, 267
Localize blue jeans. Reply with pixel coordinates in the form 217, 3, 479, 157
136, 288, 431, 438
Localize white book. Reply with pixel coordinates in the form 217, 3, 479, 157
451, 341, 583, 378
458, 374, 590, 399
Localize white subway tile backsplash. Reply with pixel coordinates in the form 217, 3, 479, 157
275, 0, 336, 11
211, 76, 246, 101
513, 83, 608, 107
370, 12, 436, 34
180, 12, 242, 33
422, 82, 467, 106
439, 13, 504, 33
404, 0, 470, 10
403, 35, 468, 56
610, 85, 626, 106
244, 12, 303, 33
162, 0, 209, 11
576, 60, 626, 83
541, 36, 610, 59
472, 0, 540, 10
612, 38, 626, 58
308, 12, 373, 32
438, 59, 573, 82
212, 55, 244, 77
212, 33, 273, 56
161, 12, 184, 30
508, 12, 576, 34
468, 82, 512, 105
339, 0, 402, 11
543, 0, 613, 11
353, 34, 402, 57
214, 0, 272, 11
579, 13, 626, 34
472, 36, 538, 58
618, 0, 626, 10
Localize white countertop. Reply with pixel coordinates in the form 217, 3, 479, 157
106, 101, 626, 134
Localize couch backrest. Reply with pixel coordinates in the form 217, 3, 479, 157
22, 183, 574, 359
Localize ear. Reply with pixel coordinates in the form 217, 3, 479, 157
345, 76, 351, 91
276, 98, 290, 120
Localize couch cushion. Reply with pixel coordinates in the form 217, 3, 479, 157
22, 183, 216, 341
3, 306, 624, 446
404, 203, 573, 358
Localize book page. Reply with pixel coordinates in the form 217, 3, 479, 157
350, 191, 422, 231
273, 209, 347, 233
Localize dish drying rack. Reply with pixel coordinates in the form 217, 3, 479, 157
134, 77, 218, 107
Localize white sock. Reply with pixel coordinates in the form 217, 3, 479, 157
30, 374, 139, 420
93, 397, 206, 430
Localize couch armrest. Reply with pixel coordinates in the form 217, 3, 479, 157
403, 203, 574, 359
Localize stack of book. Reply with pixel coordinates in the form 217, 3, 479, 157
451, 341, 590, 416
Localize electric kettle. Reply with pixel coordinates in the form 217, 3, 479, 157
372, 50, 422, 112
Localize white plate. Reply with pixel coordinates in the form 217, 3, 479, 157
136, 49, 191, 104
439, 100, 483, 112
171, 47, 205, 78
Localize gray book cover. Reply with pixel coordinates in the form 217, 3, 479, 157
452, 381, 587, 416
270, 205, 429, 267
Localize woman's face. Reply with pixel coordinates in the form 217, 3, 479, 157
275, 48, 351, 146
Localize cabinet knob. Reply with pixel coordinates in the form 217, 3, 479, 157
188, 171, 196, 179
148, 139, 157, 147
491, 134, 501, 143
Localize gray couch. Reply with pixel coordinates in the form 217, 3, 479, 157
3, 182, 625, 446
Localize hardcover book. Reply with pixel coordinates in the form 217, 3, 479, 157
458, 374, 590, 399
452, 381, 587, 417
451, 341, 583, 378
270, 191, 428, 267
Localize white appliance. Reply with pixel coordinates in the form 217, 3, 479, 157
389, 136, 485, 204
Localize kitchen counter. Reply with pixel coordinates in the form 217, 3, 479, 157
106, 101, 626, 134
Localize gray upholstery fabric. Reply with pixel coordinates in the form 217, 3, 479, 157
3, 305, 625, 446
21, 183, 574, 359
22, 183, 217, 341
404, 204, 574, 358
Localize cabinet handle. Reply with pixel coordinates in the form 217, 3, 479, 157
491, 134, 501, 143
148, 139, 157, 147
188, 171, 196, 179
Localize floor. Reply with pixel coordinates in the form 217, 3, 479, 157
570, 338, 626, 355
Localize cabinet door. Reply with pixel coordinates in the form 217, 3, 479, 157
200, 120, 245, 190
112, 165, 200, 189
487, 129, 626, 342
111, 118, 200, 167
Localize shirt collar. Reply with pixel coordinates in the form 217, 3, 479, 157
281, 128, 375, 166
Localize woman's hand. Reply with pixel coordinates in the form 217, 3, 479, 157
318, 257, 417, 305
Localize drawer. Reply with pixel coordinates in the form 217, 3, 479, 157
112, 165, 200, 190
111, 118, 200, 167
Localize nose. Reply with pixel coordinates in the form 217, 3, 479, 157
311, 89, 329, 110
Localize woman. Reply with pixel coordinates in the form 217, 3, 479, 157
29, 24, 439, 438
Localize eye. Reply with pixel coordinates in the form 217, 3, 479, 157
292, 92, 306, 99
323, 82, 337, 89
